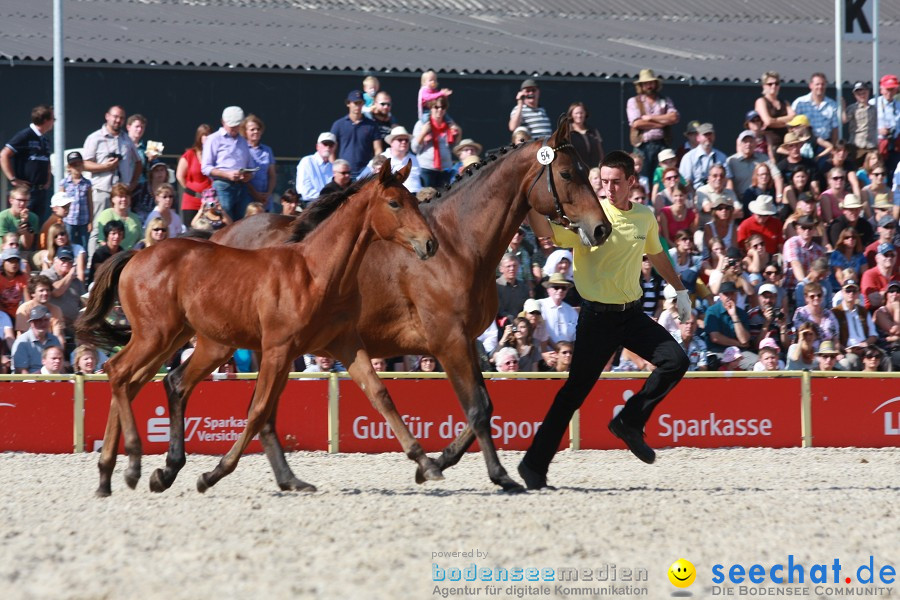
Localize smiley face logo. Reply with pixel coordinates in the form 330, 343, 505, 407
668, 558, 696, 588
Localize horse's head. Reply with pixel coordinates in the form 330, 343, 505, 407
527, 116, 612, 246
371, 161, 438, 260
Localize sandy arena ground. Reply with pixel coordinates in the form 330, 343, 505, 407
1, 447, 899, 600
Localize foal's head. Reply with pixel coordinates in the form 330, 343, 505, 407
527, 116, 612, 246
369, 161, 438, 260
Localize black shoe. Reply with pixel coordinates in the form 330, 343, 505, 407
608, 416, 656, 464
517, 460, 556, 490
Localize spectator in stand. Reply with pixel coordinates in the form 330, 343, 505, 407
741, 232, 774, 286
817, 140, 862, 200
496, 253, 530, 322
718, 346, 744, 371
873, 280, 900, 369
497, 317, 542, 372
865, 214, 899, 273
748, 282, 791, 351
330, 90, 382, 179
776, 132, 820, 196
791, 72, 840, 156
826, 193, 875, 250
550, 341, 574, 373
39, 344, 65, 374
318, 159, 353, 197
295, 132, 336, 206
0, 186, 37, 254
144, 183, 184, 238
832, 278, 877, 371
303, 355, 338, 373
417, 70, 453, 122
783, 192, 825, 242
190, 189, 233, 233
699, 190, 740, 258
728, 130, 782, 206
412, 97, 461, 188
677, 120, 701, 164
369, 91, 397, 147
877, 74, 900, 185
369, 357, 388, 373
279, 189, 300, 216
828, 228, 868, 290
758, 263, 791, 314
95, 183, 142, 250
783, 167, 814, 220
82, 105, 142, 232
657, 184, 696, 245
671, 313, 706, 371
125, 114, 149, 186
40, 225, 86, 282
133, 217, 169, 251
130, 159, 171, 224
857, 150, 883, 189
819, 166, 849, 225
639, 254, 665, 319
654, 165, 686, 211
707, 248, 756, 304
358, 126, 422, 193
59, 151, 93, 249
509, 78, 552, 139
73, 344, 102, 374
704, 281, 754, 367
493, 346, 520, 373
741, 162, 780, 220
201, 106, 255, 221
786, 322, 819, 370
567, 102, 604, 167
38, 192, 72, 250
1, 104, 54, 227
511, 127, 532, 146
627, 69, 680, 179
861, 243, 897, 309
754, 71, 795, 159
14, 274, 64, 342
794, 257, 832, 309
813, 340, 840, 371
782, 214, 826, 293
737, 194, 783, 255
753, 337, 784, 371
650, 149, 683, 205
175, 123, 213, 226
410, 355, 440, 373
743, 110, 770, 159
87, 220, 125, 284
1, 247, 29, 321
537, 273, 578, 344
679, 123, 729, 191
10, 305, 61, 373
845, 81, 878, 163
40, 246, 84, 345
361, 75, 380, 113
861, 164, 889, 221
241, 114, 276, 210
451, 139, 483, 178
3, 234, 29, 277
792, 281, 839, 349
861, 346, 888, 372
873, 194, 900, 235
520, 298, 553, 354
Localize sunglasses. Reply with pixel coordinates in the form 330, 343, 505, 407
379, 102, 392, 107
664, 175, 678, 180
831, 176, 846, 180
864, 353, 881, 359
764, 81, 780, 87
764, 270, 778, 275
334, 171, 351, 175
798, 224, 815, 230
806, 293, 823, 299
549, 285, 567, 291
152, 227, 167, 232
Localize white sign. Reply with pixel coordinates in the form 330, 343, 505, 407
843, 0, 874, 42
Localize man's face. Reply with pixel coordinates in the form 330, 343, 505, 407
798, 221, 815, 240
809, 76, 827, 98
522, 86, 540, 107
880, 222, 896, 241
34, 284, 51, 304
817, 354, 837, 370
333, 166, 352, 188
843, 286, 860, 306
739, 136, 754, 157
347, 100, 364, 119
52, 204, 70, 218
42, 347, 64, 373
760, 351, 779, 371
699, 131, 715, 150
600, 166, 634, 204
639, 81, 658, 96
390, 136, 410, 157
882, 85, 897, 101
678, 318, 695, 340
877, 251, 897, 273
754, 214, 769, 225
854, 88, 871, 103
105, 107, 125, 133
107, 229, 123, 248
30, 316, 50, 336
316, 356, 334, 370
842, 207, 860, 223
127, 119, 145, 142
8, 194, 29, 216
786, 142, 802, 158
547, 285, 568, 304
221, 121, 240, 137
38, 111, 55, 135
373, 93, 392, 117
500, 259, 518, 282
317, 140, 335, 159
55, 256, 73, 276
760, 291, 776, 308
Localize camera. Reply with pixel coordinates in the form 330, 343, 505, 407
107, 153, 122, 160
510, 325, 518, 333
523, 93, 535, 99
775, 310, 785, 320
727, 258, 737, 268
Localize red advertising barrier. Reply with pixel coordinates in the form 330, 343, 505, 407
579, 378, 803, 449
83, 378, 329, 454
810, 378, 900, 447
0, 381, 74, 453
338, 379, 568, 452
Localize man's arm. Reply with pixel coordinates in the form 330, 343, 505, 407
647, 251, 685, 291
0, 147, 17, 184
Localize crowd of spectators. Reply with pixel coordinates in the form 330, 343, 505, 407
2, 68, 900, 374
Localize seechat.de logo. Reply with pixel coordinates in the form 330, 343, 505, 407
668, 558, 696, 588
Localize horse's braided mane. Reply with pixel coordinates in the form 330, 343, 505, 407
287, 174, 376, 243
429, 142, 527, 203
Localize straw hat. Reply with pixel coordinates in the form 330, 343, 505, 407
542, 273, 573, 289
384, 126, 411, 145
777, 131, 810, 153
453, 138, 482, 157
840, 194, 864, 210
634, 69, 662, 90
749, 194, 777, 216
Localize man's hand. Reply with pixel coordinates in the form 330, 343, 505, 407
675, 290, 692, 322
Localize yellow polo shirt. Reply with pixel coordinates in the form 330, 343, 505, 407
550, 199, 662, 304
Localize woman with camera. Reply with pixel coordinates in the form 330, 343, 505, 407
191, 189, 233, 233
497, 317, 542, 372
791, 281, 839, 350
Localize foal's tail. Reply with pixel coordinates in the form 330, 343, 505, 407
75, 251, 137, 349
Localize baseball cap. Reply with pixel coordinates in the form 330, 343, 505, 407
738, 129, 755, 141
725, 247, 743, 260
1, 247, 21, 262
66, 150, 83, 164
684, 121, 700, 135
758, 283, 779, 295
877, 215, 896, 228
787, 114, 810, 127
842, 279, 859, 290
886, 281, 900, 293
880, 74, 900, 90
523, 298, 541, 314
221, 106, 244, 127
520, 78, 538, 90
657, 148, 676, 162
346, 90, 364, 103
722, 346, 743, 363
56, 246, 75, 261
852, 81, 869, 92
719, 281, 738, 294
744, 110, 760, 122
696, 123, 715, 135
28, 305, 51, 321
317, 132, 336, 144
878, 242, 896, 255
758, 337, 780, 352
796, 214, 818, 227
50, 192, 73, 208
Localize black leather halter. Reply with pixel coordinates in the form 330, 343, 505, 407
526, 141, 577, 230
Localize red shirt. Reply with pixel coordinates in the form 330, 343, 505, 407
860, 267, 890, 309
737, 215, 784, 255
179, 149, 212, 211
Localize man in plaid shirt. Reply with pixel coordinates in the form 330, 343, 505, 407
791, 73, 839, 155
59, 151, 93, 250
782, 214, 826, 292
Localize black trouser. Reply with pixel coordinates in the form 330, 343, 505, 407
635, 139, 666, 180
523, 303, 689, 476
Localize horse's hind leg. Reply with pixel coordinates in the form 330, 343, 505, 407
96, 401, 120, 497
149, 336, 224, 493
431, 340, 524, 493
259, 394, 316, 492
197, 353, 292, 492
339, 344, 443, 483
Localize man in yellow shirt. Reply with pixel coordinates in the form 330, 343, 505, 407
520, 150, 692, 490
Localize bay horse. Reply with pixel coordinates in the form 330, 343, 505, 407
76, 162, 439, 497
206, 118, 612, 493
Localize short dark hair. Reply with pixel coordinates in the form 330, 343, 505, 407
27, 274, 53, 295
126, 114, 146, 127
601, 150, 636, 179
31, 104, 54, 126
103, 220, 126, 238
281, 188, 299, 204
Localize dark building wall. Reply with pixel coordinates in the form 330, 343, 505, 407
0, 62, 812, 197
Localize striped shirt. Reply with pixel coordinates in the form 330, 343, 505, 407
511, 106, 552, 138
791, 93, 839, 142
61, 175, 92, 226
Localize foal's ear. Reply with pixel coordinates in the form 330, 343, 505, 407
550, 113, 571, 146
393, 160, 412, 184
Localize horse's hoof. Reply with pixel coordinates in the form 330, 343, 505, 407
278, 478, 317, 493
95, 486, 111, 498
422, 465, 444, 482
415, 466, 426, 485
124, 469, 140, 490
498, 477, 527, 494
196, 473, 210, 494
149, 469, 168, 493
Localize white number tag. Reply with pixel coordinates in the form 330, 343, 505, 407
536, 146, 556, 165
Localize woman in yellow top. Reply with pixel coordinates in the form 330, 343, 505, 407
520, 150, 692, 490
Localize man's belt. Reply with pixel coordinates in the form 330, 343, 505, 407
583, 299, 642, 313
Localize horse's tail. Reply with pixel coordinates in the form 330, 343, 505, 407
75, 251, 137, 349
